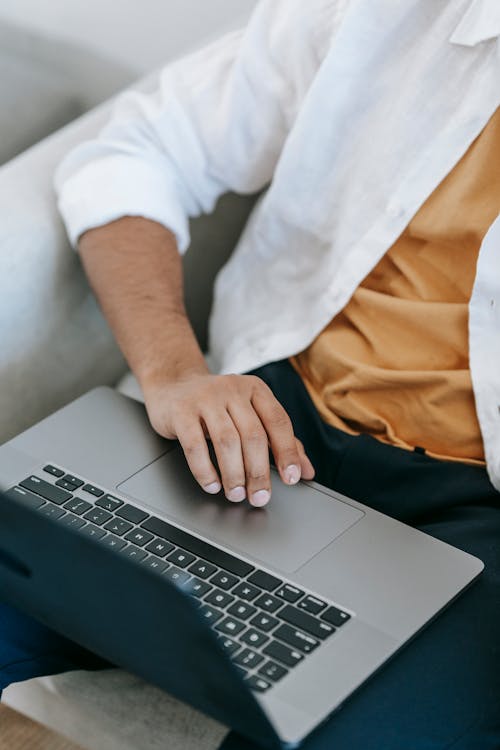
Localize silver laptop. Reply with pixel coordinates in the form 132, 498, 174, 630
0, 387, 483, 747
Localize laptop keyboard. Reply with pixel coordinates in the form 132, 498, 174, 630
6, 464, 352, 694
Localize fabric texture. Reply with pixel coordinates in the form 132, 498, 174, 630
290, 105, 500, 465
54, 0, 500, 489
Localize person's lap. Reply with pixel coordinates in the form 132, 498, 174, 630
1, 360, 498, 750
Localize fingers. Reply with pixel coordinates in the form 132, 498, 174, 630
227, 403, 273, 507
295, 437, 315, 480
176, 419, 222, 495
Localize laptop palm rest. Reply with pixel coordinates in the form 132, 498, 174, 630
117, 448, 364, 574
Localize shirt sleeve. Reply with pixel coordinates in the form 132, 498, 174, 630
54, 0, 333, 252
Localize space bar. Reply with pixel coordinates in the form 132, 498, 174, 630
140, 516, 254, 577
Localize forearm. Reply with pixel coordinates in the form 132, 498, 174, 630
78, 216, 210, 393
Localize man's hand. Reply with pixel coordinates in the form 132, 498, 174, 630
143, 372, 315, 507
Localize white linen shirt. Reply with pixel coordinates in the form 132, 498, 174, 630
55, 0, 500, 489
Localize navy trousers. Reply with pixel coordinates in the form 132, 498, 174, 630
1, 360, 499, 749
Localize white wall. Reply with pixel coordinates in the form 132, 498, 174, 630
0, 0, 257, 73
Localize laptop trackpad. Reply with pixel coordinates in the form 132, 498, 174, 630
118, 448, 364, 574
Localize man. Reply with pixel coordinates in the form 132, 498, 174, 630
1, 1, 499, 747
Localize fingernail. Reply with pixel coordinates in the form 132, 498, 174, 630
251, 489, 270, 507
204, 481, 221, 494
227, 486, 246, 503
284, 464, 300, 484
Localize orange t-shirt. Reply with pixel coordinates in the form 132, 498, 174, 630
290, 107, 500, 465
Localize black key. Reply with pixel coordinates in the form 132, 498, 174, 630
124, 528, 154, 547
162, 566, 190, 587
57, 513, 86, 530
20, 476, 72, 505
120, 546, 147, 563
274, 624, 319, 654
254, 593, 283, 613
116, 504, 149, 524
234, 648, 264, 669
275, 584, 304, 604
79, 524, 106, 540
298, 595, 327, 615
141, 516, 254, 577
82, 484, 104, 498
188, 560, 217, 579
5, 486, 45, 510
249, 612, 279, 633
232, 582, 260, 601
43, 465, 64, 477
60, 474, 84, 489
278, 605, 334, 640
205, 589, 235, 609
240, 629, 270, 649
166, 549, 196, 568
321, 606, 351, 628
236, 666, 249, 679
258, 661, 288, 683
227, 601, 257, 620
103, 518, 133, 536
199, 605, 224, 625
185, 577, 212, 598
96, 495, 123, 512
215, 617, 246, 637
247, 570, 282, 592
56, 478, 81, 492
145, 538, 175, 557
210, 571, 239, 590
218, 636, 240, 656
263, 640, 303, 668
64, 498, 92, 515
99, 534, 128, 551
141, 557, 168, 574
245, 675, 272, 693
83, 508, 113, 526
38, 505, 66, 520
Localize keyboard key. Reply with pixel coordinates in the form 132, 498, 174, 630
275, 584, 304, 604
96, 495, 124, 512
124, 529, 154, 547
227, 601, 257, 620
199, 605, 224, 625
5, 486, 45, 510
278, 605, 334, 640
116, 504, 149, 524
245, 675, 272, 693
236, 666, 249, 679
240, 629, 270, 649
99, 534, 128, 551
249, 612, 279, 633
64, 498, 92, 515
120, 546, 148, 563
215, 617, 246, 637
57, 513, 86, 530
185, 578, 212, 598
254, 593, 283, 613
188, 560, 217, 579
83, 508, 113, 526
141, 516, 254, 577
60, 475, 84, 489
43, 465, 64, 478
205, 589, 235, 609
103, 518, 133, 536
234, 648, 264, 669
258, 661, 288, 682
166, 549, 196, 568
38, 505, 66, 520
55, 479, 81, 492
298, 595, 327, 615
145, 538, 175, 557
247, 570, 282, 592
79, 524, 106, 540
321, 606, 351, 628
232, 582, 260, 601
141, 557, 168, 574
162, 566, 190, 587
218, 636, 240, 656
274, 624, 319, 654
82, 484, 104, 498
210, 571, 239, 590
263, 640, 303, 668
20, 476, 72, 505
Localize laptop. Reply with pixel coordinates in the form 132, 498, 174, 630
0, 386, 483, 748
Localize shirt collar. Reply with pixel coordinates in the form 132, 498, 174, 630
450, 0, 500, 46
